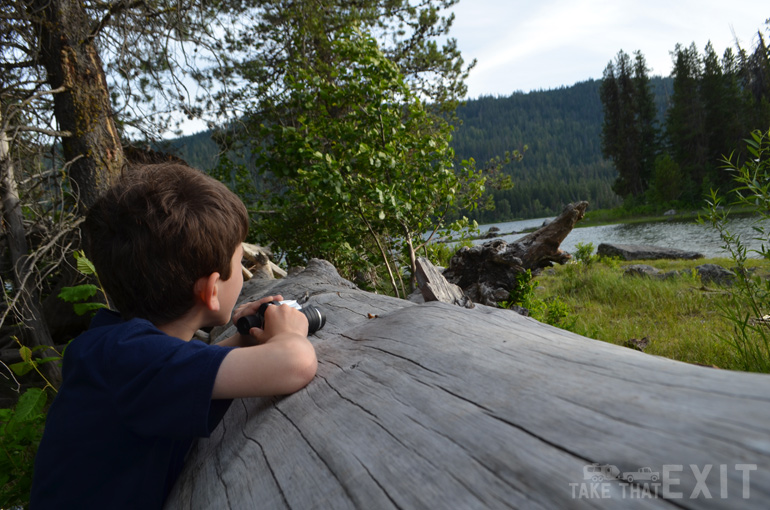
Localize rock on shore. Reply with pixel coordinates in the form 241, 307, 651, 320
597, 243, 704, 261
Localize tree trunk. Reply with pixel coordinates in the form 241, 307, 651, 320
166, 259, 770, 509
29, 0, 124, 210
0, 112, 62, 383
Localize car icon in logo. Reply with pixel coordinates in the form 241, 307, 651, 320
622, 467, 660, 483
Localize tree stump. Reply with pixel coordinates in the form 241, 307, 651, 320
166, 259, 770, 509
443, 201, 588, 306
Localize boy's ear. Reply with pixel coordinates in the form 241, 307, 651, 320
195, 272, 221, 311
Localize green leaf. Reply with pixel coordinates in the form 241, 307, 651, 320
73, 302, 107, 316
58, 284, 99, 303
35, 356, 61, 365
19, 345, 32, 363
9, 361, 34, 376
74, 251, 97, 275
10, 388, 46, 425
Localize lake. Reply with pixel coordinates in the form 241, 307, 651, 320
475, 215, 770, 259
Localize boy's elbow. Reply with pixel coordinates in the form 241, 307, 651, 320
298, 349, 318, 387
287, 341, 318, 392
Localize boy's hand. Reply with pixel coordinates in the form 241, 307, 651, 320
231, 295, 309, 343
214, 294, 317, 398
232, 294, 284, 324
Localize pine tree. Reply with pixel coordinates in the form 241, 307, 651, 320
600, 50, 659, 199
665, 43, 708, 200
701, 42, 747, 190
633, 51, 659, 192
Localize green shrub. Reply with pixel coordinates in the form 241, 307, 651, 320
703, 128, 770, 372
0, 249, 103, 507
499, 269, 576, 328
573, 241, 602, 266
0, 388, 47, 508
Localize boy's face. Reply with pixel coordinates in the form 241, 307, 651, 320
214, 244, 245, 326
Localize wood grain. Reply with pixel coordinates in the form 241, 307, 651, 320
166, 260, 770, 509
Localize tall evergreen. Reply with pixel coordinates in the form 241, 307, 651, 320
665, 43, 708, 200
740, 31, 770, 130
633, 51, 659, 192
701, 42, 746, 190
600, 50, 659, 199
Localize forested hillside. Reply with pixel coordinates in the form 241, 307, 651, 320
452, 77, 672, 221
167, 77, 675, 221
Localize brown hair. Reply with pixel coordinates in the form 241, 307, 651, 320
83, 162, 249, 324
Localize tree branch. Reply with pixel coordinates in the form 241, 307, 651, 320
88, 0, 146, 41
13, 126, 72, 137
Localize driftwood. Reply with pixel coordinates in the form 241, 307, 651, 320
443, 201, 588, 306
166, 258, 770, 509
413, 256, 473, 308
241, 242, 287, 280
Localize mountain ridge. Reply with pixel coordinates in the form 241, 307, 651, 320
165, 77, 675, 220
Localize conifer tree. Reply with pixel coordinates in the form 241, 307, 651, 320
633, 51, 659, 192
739, 31, 770, 129
701, 42, 746, 190
665, 43, 708, 200
600, 50, 658, 199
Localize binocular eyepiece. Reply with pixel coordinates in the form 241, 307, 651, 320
236, 300, 326, 336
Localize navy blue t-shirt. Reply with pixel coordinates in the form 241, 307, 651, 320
30, 309, 235, 509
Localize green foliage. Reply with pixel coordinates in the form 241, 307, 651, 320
538, 257, 751, 368
453, 79, 631, 221
537, 296, 576, 329
598, 30, 769, 211
573, 242, 598, 265
506, 270, 540, 307
8, 343, 61, 381
421, 217, 479, 266
0, 250, 107, 508
57, 250, 108, 316
243, 27, 486, 295
600, 50, 660, 199
1, 338, 61, 509
0, 388, 47, 508
499, 270, 575, 328
649, 153, 689, 203
703, 129, 770, 372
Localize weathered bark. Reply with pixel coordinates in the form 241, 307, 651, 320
0, 112, 61, 383
443, 201, 588, 306
29, 0, 123, 210
413, 256, 473, 308
166, 259, 770, 509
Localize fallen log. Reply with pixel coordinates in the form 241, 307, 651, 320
166, 259, 770, 509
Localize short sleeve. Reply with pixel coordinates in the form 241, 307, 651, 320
106, 323, 234, 439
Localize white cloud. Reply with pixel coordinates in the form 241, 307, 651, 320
450, 0, 769, 97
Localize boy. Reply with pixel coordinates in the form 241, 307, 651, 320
30, 163, 317, 509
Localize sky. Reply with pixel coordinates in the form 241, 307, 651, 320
449, 0, 769, 98
173, 1, 768, 135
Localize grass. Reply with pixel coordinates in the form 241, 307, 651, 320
534, 257, 770, 370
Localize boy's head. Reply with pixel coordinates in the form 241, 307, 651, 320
84, 162, 249, 325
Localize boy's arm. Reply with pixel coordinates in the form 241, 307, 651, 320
211, 302, 317, 399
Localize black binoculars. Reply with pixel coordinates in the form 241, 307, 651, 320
236, 300, 326, 336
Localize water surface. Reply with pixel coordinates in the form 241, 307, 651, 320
475, 216, 770, 259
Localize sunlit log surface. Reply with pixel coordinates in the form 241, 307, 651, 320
166, 259, 770, 509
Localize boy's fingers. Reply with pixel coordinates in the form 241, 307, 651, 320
232, 295, 284, 323
249, 327, 268, 344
